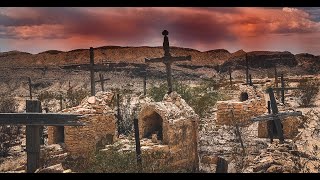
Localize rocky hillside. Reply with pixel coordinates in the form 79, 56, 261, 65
0, 46, 319, 74
0, 46, 230, 68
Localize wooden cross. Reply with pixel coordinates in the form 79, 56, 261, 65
145, 30, 191, 94
228, 67, 233, 89
137, 64, 147, 96
0, 100, 84, 173
115, 93, 122, 137
251, 87, 302, 144
95, 73, 110, 92
28, 77, 33, 99
133, 108, 142, 172
245, 53, 249, 84
89, 47, 113, 96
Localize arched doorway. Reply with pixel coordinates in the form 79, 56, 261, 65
142, 111, 163, 140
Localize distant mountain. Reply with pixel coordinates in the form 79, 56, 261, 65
0, 46, 318, 74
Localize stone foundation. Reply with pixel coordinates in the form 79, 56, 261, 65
216, 85, 266, 125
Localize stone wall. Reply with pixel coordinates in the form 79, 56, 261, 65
216, 85, 266, 125
48, 91, 117, 158
137, 91, 199, 171
257, 117, 299, 139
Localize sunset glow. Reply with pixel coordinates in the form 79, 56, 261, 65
0, 7, 319, 55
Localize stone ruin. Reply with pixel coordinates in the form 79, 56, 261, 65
137, 91, 199, 171
258, 104, 300, 139
47, 91, 117, 158
216, 85, 266, 125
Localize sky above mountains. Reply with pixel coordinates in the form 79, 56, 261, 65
0, 7, 320, 55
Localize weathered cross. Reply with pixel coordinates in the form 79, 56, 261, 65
251, 87, 302, 144
95, 73, 110, 92
28, 77, 33, 99
245, 53, 249, 84
89, 47, 113, 96
145, 30, 191, 94
137, 64, 147, 96
0, 100, 84, 173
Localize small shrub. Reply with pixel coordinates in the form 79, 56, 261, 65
66, 88, 89, 108
294, 78, 320, 107
0, 96, 21, 157
148, 80, 228, 117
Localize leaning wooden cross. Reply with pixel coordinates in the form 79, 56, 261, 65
250, 87, 302, 144
145, 30, 192, 94
89, 47, 112, 96
95, 73, 110, 92
0, 100, 84, 173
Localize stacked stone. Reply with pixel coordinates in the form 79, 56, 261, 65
134, 91, 199, 171
216, 85, 266, 125
48, 91, 117, 158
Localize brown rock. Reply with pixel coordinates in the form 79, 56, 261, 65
88, 96, 96, 104
35, 163, 64, 173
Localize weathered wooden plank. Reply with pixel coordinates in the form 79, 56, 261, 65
251, 111, 302, 122
133, 112, 142, 172
90, 47, 95, 96
26, 100, 41, 173
0, 113, 84, 126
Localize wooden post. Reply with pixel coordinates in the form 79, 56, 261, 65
143, 73, 147, 96
165, 62, 173, 94
228, 67, 232, 89
90, 47, 95, 96
249, 74, 253, 86
99, 73, 105, 92
133, 112, 142, 172
245, 53, 249, 84
59, 94, 63, 111
28, 77, 32, 99
116, 93, 121, 136
280, 74, 285, 104
274, 66, 279, 97
267, 101, 274, 143
267, 88, 284, 144
26, 100, 42, 173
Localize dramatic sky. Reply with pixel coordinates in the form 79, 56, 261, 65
1, 7, 320, 55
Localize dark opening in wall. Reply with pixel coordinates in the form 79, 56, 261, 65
56, 126, 64, 143
240, 92, 249, 101
142, 112, 163, 140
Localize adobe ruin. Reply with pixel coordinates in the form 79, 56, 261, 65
137, 91, 200, 171
216, 85, 266, 125
47, 91, 117, 158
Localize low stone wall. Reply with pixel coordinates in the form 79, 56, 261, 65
216, 85, 266, 125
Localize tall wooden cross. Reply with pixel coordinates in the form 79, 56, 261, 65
145, 30, 191, 94
28, 77, 33, 99
251, 87, 302, 144
89, 47, 112, 96
245, 53, 249, 84
0, 100, 84, 173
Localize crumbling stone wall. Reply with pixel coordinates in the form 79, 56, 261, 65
48, 91, 117, 158
138, 92, 199, 171
216, 85, 266, 125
